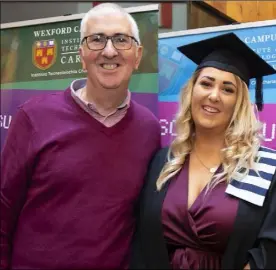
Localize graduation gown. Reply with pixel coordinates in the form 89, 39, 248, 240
130, 147, 276, 269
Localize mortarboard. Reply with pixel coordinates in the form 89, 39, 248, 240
177, 32, 276, 111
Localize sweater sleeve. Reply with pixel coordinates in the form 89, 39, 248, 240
0, 108, 35, 269
247, 171, 276, 269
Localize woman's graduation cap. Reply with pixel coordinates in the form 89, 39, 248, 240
177, 32, 276, 111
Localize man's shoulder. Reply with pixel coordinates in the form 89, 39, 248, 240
19, 90, 67, 114
131, 100, 159, 124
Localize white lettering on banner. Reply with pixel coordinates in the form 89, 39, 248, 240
60, 55, 81, 64
78, 69, 87, 74
252, 47, 271, 54
48, 70, 77, 76
61, 38, 81, 45
159, 119, 276, 144
33, 26, 80, 38
263, 123, 276, 142
244, 34, 276, 44
61, 45, 80, 52
74, 26, 80, 33
243, 36, 276, 72
0, 115, 12, 129
159, 119, 177, 136
261, 54, 276, 61
60, 38, 81, 62
30, 69, 86, 78
160, 119, 169, 135
251, 79, 276, 86
60, 38, 80, 63
31, 72, 48, 78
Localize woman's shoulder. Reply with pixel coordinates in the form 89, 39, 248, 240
143, 147, 170, 190
149, 147, 170, 169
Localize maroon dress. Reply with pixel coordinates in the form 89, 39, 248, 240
162, 156, 239, 269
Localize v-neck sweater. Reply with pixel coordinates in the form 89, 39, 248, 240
1, 88, 161, 270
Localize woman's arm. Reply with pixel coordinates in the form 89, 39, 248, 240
130, 147, 169, 269
247, 172, 276, 269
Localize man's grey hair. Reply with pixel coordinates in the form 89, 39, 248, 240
80, 3, 141, 45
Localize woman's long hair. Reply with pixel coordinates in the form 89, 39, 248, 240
156, 69, 263, 191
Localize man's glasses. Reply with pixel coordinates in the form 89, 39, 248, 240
81, 34, 139, 51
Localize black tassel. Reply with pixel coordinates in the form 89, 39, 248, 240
255, 77, 263, 111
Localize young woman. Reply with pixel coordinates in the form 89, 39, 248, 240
130, 33, 276, 269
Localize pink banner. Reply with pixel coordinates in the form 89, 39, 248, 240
159, 102, 276, 150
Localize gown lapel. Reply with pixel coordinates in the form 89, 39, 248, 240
141, 179, 171, 269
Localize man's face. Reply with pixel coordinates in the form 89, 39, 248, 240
79, 14, 143, 91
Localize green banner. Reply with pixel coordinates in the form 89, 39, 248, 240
1, 10, 158, 90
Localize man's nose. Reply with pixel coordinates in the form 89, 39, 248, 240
101, 39, 118, 58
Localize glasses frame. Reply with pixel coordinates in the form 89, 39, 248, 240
81, 34, 139, 51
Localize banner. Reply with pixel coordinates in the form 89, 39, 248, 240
0, 5, 159, 149
1, 11, 276, 150
159, 22, 276, 149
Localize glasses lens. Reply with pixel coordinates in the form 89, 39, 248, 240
112, 34, 132, 50
86, 34, 106, 50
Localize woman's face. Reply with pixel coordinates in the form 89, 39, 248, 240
191, 67, 238, 133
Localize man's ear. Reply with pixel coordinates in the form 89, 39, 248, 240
134, 46, 143, 70
79, 47, 87, 71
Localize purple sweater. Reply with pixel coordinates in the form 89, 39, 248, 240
1, 88, 161, 269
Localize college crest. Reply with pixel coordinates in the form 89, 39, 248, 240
32, 39, 57, 70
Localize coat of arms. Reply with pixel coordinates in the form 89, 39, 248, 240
32, 39, 57, 70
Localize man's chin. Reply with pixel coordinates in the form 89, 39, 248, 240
99, 82, 123, 90
101, 85, 120, 90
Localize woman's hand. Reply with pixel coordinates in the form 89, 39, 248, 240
244, 263, 250, 270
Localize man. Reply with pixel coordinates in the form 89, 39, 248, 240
0, 3, 161, 269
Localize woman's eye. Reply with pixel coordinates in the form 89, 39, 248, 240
200, 81, 211, 87
224, 88, 234, 93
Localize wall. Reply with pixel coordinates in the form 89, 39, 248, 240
204, 1, 276, 23
92, 2, 188, 33
187, 2, 235, 30
1, 2, 188, 33
159, 3, 188, 33
0, 2, 153, 24
1, 2, 86, 24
